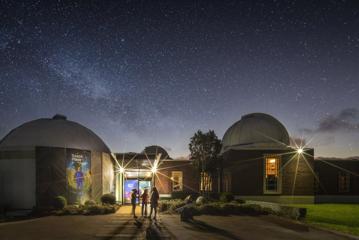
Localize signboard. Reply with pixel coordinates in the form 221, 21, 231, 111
66, 149, 91, 203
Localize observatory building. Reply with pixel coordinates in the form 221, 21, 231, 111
220, 113, 315, 203
0, 114, 116, 209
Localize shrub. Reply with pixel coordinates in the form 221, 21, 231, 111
84, 200, 97, 207
208, 192, 220, 201
236, 204, 264, 216
171, 191, 199, 200
198, 203, 224, 215
159, 199, 186, 213
236, 199, 246, 204
101, 194, 116, 205
53, 196, 67, 210
221, 203, 238, 215
85, 205, 105, 215
62, 205, 82, 215
220, 192, 234, 202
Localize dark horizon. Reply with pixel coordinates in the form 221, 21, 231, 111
1, 1, 358, 158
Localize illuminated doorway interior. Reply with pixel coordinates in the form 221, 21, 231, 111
264, 155, 281, 194
120, 169, 152, 204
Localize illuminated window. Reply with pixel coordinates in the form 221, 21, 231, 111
264, 155, 281, 193
171, 171, 183, 192
200, 172, 212, 192
338, 172, 350, 193
222, 171, 231, 192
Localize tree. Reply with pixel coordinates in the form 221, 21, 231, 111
189, 130, 222, 194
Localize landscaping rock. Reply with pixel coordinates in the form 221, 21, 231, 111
195, 196, 206, 205
184, 195, 193, 204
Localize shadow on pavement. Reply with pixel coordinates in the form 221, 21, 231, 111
184, 219, 241, 240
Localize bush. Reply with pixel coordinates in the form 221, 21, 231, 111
220, 192, 234, 202
208, 192, 220, 201
198, 203, 224, 215
85, 205, 105, 215
101, 194, 116, 205
53, 196, 67, 210
62, 205, 83, 215
84, 200, 97, 207
159, 199, 186, 213
236, 204, 264, 216
236, 199, 246, 204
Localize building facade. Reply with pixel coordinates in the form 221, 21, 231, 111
1, 113, 358, 210
0, 115, 116, 209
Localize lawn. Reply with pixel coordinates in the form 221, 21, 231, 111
291, 204, 359, 236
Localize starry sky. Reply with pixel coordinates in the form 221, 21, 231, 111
1, 0, 358, 158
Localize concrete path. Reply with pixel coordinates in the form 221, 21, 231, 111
1, 207, 353, 240
161, 214, 352, 240
94, 205, 172, 239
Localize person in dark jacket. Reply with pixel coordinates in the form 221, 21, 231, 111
149, 187, 159, 220
131, 189, 138, 218
141, 188, 149, 217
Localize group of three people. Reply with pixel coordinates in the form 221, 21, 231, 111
131, 186, 159, 220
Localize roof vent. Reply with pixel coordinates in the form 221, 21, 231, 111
52, 114, 67, 120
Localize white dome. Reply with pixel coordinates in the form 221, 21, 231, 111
221, 113, 290, 153
0, 114, 111, 153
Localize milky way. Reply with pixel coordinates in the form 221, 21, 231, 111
1, 0, 359, 157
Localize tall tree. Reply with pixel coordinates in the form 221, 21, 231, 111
189, 130, 222, 194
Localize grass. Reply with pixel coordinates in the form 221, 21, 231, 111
290, 204, 359, 236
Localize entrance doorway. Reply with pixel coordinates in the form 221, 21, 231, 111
123, 179, 152, 204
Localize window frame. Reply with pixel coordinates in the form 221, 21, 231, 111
263, 154, 282, 194
338, 171, 351, 193
171, 171, 183, 192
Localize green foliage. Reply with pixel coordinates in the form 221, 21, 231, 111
159, 199, 186, 213
197, 203, 225, 215
53, 196, 67, 210
101, 194, 116, 205
84, 200, 97, 207
188, 130, 222, 174
171, 191, 199, 200
190, 203, 272, 216
236, 199, 246, 204
219, 192, 234, 202
62, 205, 83, 215
208, 192, 220, 201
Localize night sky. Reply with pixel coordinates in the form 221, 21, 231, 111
1, 0, 358, 158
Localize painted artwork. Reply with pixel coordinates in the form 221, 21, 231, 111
124, 180, 138, 204
66, 149, 91, 203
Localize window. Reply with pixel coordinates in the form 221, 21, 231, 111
222, 171, 232, 192
338, 172, 350, 193
264, 155, 281, 193
171, 171, 183, 192
200, 172, 212, 192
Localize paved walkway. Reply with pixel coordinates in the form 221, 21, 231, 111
95, 205, 171, 240
1, 207, 355, 240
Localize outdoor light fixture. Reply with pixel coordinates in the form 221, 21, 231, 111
119, 166, 125, 173
297, 148, 304, 154
151, 166, 157, 173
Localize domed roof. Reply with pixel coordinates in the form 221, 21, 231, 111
142, 145, 169, 158
0, 114, 111, 153
221, 113, 290, 153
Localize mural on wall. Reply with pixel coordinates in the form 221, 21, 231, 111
66, 149, 91, 203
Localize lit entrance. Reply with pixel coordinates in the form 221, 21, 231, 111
121, 170, 153, 204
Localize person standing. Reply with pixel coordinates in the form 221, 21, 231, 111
149, 187, 159, 220
131, 189, 138, 218
141, 189, 149, 217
